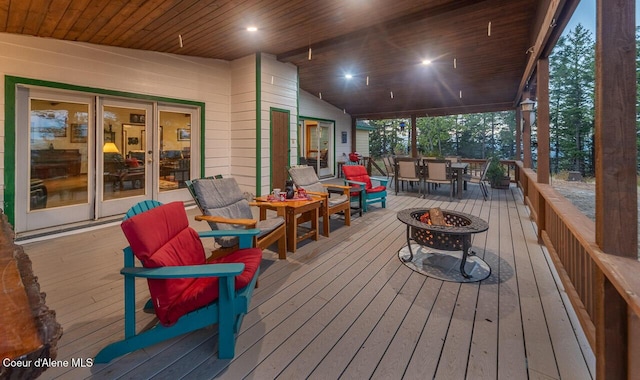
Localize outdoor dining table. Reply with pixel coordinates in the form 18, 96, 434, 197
450, 162, 469, 199
392, 158, 470, 199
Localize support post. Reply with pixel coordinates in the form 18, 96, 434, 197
594, 0, 637, 378
411, 114, 418, 158
537, 59, 550, 184
350, 117, 357, 154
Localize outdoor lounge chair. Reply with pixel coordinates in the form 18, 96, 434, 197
94, 200, 262, 362
288, 165, 351, 237
342, 165, 388, 213
186, 177, 288, 259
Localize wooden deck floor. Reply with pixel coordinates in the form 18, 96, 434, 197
21, 183, 595, 379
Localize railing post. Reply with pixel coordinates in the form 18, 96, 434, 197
595, 271, 628, 379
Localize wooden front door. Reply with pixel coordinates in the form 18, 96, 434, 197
271, 109, 290, 189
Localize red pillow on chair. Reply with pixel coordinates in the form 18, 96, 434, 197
121, 201, 262, 326
342, 165, 385, 194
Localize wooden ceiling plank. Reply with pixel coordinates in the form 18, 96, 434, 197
5, 0, 31, 34
172, 0, 274, 58
63, 0, 110, 41
141, 0, 239, 53
0, 1, 10, 30
106, 0, 179, 47
20, 0, 51, 35
35, 0, 71, 37
49, 0, 91, 39
77, 0, 133, 42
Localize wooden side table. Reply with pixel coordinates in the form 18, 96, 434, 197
254, 196, 322, 253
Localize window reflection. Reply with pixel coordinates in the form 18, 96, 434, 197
159, 111, 191, 191
29, 100, 88, 210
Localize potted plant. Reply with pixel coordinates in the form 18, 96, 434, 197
486, 158, 510, 189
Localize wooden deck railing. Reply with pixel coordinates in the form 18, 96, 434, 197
515, 161, 640, 378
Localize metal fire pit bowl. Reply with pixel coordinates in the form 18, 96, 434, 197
397, 208, 489, 279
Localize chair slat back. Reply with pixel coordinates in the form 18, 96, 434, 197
124, 200, 163, 220
479, 158, 492, 180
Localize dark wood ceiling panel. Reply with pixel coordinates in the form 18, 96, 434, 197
0, 0, 563, 119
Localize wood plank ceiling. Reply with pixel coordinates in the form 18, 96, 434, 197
0, 0, 570, 119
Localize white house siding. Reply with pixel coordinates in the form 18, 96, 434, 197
259, 54, 298, 196
230, 55, 257, 191
356, 130, 370, 157
0, 32, 232, 209
298, 90, 352, 167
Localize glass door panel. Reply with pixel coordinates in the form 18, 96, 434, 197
304, 120, 333, 177
15, 87, 94, 232
98, 100, 152, 217
159, 111, 192, 192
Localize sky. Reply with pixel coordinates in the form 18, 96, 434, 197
564, 0, 640, 35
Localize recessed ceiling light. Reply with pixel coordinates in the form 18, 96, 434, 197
247, 26, 258, 32
422, 59, 432, 65
345, 74, 353, 79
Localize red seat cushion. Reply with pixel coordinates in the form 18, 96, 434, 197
121, 201, 262, 326
367, 185, 385, 194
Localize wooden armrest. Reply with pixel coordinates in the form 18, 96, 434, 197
306, 191, 329, 198
121, 263, 245, 279
195, 214, 257, 227
323, 184, 352, 191
198, 228, 260, 249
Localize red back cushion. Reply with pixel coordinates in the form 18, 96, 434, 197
120, 201, 262, 326
121, 202, 206, 325
342, 165, 372, 190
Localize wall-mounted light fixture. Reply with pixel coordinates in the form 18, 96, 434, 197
520, 98, 536, 126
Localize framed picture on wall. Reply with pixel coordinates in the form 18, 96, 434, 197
70, 123, 88, 143
177, 128, 191, 141
129, 113, 145, 124
341, 131, 348, 144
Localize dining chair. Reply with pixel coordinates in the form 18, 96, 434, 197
382, 156, 395, 188
395, 157, 421, 196
462, 157, 491, 200
424, 159, 455, 201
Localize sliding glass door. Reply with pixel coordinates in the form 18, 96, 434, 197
13, 87, 199, 233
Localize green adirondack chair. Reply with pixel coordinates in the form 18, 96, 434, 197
94, 200, 262, 362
